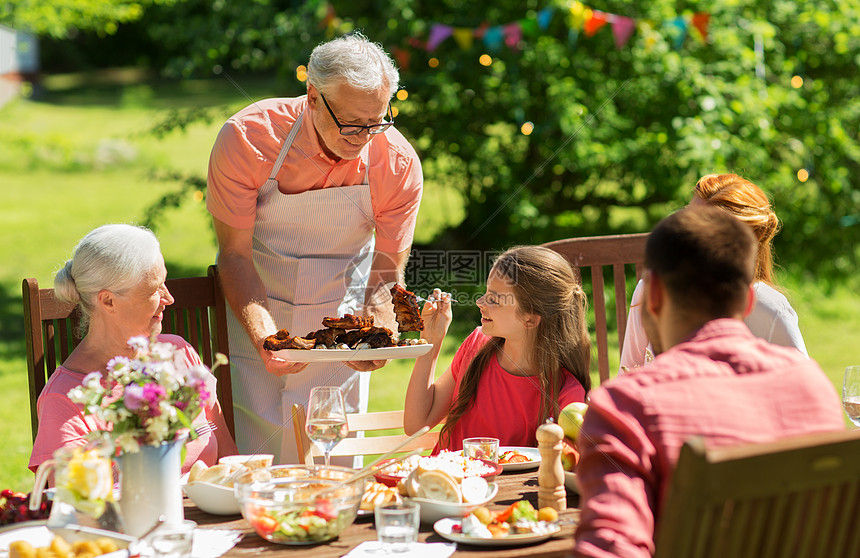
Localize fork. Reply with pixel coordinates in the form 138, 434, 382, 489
195, 421, 217, 437
415, 292, 459, 305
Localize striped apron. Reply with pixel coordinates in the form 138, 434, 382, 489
226, 109, 374, 464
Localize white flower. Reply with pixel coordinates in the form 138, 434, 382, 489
82, 372, 103, 390
149, 341, 176, 361
68, 386, 88, 404
115, 433, 140, 454
128, 336, 149, 351
107, 356, 132, 372
100, 408, 119, 424
185, 365, 209, 383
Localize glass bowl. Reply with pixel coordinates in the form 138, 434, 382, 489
233, 465, 365, 545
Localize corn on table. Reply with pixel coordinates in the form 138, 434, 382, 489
187, 469, 580, 557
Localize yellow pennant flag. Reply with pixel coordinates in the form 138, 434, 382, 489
452, 28, 474, 50
568, 1, 587, 31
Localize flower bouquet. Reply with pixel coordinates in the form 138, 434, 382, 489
68, 335, 221, 454
65, 335, 226, 535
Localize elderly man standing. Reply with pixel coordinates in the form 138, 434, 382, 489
572, 206, 844, 557
207, 33, 422, 462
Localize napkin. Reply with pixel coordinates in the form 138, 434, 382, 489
342, 541, 456, 558
191, 528, 243, 558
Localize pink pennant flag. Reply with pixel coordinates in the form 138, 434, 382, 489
427, 24, 454, 51
611, 15, 636, 49
503, 22, 523, 48
584, 11, 609, 37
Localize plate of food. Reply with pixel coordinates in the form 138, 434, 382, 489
432, 500, 561, 546
273, 343, 432, 363
0, 523, 133, 557
264, 284, 431, 363
373, 452, 502, 487
498, 447, 541, 471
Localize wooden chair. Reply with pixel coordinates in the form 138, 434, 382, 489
655, 430, 860, 558
542, 232, 649, 385
23, 264, 234, 441
291, 404, 439, 466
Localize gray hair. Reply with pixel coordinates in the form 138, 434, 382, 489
54, 224, 162, 335
307, 32, 399, 98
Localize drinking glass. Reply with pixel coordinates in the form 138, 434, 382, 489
306, 386, 348, 468
843, 366, 860, 428
148, 520, 196, 558
375, 502, 420, 553
462, 437, 500, 463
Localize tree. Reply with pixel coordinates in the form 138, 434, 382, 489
1, 0, 179, 38
116, 0, 860, 281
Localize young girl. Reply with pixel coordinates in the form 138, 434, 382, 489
403, 245, 592, 450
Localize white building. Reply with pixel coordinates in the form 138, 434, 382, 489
0, 24, 40, 107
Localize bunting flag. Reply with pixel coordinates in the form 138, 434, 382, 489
392, 46, 411, 71
427, 24, 454, 51
504, 22, 523, 48
319, 2, 711, 65
611, 15, 636, 49
452, 28, 474, 50
483, 26, 504, 52
584, 10, 609, 37
692, 12, 711, 42
666, 16, 689, 50
537, 8, 554, 31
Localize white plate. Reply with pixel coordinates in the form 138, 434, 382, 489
0, 524, 131, 556
405, 482, 498, 524
564, 471, 579, 493
433, 518, 560, 546
273, 344, 433, 363
498, 447, 541, 471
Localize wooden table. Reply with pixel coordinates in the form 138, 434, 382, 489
187, 470, 580, 557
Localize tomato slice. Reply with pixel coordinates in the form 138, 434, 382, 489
252, 514, 278, 537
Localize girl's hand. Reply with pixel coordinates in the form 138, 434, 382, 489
421, 289, 452, 344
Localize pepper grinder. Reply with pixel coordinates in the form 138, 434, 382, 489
537, 418, 566, 511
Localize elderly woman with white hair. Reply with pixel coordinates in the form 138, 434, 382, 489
206, 33, 424, 463
28, 224, 237, 474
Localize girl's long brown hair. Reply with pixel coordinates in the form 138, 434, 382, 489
440, 246, 591, 446
694, 174, 781, 285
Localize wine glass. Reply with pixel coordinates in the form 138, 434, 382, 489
843, 366, 860, 428
306, 386, 348, 468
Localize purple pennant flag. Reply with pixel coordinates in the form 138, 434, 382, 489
611, 15, 636, 49
427, 23, 454, 51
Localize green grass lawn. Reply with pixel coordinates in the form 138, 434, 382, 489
0, 70, 857, 493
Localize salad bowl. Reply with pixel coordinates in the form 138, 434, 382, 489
233, 465, 365, 544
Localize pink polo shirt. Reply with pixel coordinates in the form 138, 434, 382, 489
29, 335, 220, 475
207, 96, 423, 253
436, 328, 587, 451
573, 319, 845, 558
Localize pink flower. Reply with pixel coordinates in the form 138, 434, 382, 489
142, 384, 167, 416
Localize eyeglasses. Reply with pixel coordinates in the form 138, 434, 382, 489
319, 93, 394, 136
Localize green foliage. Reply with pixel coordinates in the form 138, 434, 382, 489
105, 0, 860, 282
2, 0, 178, 38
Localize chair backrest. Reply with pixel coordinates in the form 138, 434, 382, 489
23, 265, 234, 441
292, 404, 439, 466
542, 232, 648, 384
655, 430, 860, 558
